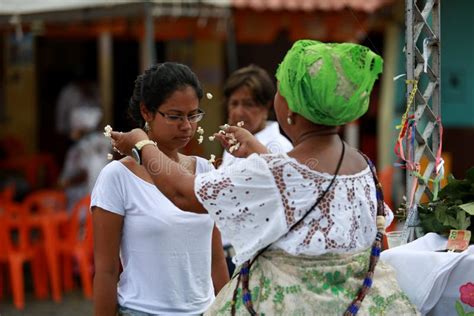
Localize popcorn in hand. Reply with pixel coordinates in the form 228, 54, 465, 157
229, 142, 240, 154
206, 93, 213, 100
104, 125, 113, 137
209, 154, 216, 164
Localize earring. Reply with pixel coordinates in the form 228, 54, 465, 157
287, 116, 293, 125
144, 121, 150, 132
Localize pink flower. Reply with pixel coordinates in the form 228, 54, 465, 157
460, 282, 474, 307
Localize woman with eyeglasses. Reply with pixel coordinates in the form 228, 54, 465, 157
91, 62, 229, 316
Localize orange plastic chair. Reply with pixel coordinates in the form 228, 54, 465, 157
22, 189, 69, 302
22, 189, 67, 214
58, 195, 93, 298
0, 202, 48, 309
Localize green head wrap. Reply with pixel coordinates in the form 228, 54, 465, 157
276, 40, 383, 126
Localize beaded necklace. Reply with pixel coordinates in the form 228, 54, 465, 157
230, 140, 386, 316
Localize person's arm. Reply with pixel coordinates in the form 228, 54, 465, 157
111, 129, 204, 213
110, 126, 267, 213
210, 225, 230, 294
92, 207, 123, 316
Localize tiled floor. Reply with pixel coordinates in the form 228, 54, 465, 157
0, 291, 92, 316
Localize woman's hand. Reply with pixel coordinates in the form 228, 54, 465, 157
110, 128, 148, 156
214, 125, 268, 158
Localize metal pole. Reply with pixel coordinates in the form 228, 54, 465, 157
402, 0, 441, 243
141, 0, 156, 71
225, 9, 238, 73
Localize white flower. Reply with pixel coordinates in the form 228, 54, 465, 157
197, 126, 204, 135
197, 135, 204, 144
206, 92, 213, 100
209, 154, 216, 164
237, 121, 245, 127
103, 125, 113, 137
208, 136, 215, 141
107, 153, 113, 160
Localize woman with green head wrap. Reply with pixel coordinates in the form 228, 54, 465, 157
110, 40, 418, 315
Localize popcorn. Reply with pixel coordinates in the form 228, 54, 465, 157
218, 130, 226, 135
197, 135, 204, 144
223, 124, 230, 129
206, 92, 213, 100
103, 125, 113, 137
107, 153, 113, 160
209, 154, 216, 164
229, 142, 241, 154
197, 126, 204, 135
237, 121, 245, 127
208, 136, 215, 141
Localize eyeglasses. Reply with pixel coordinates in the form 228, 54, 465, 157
157, 109, 205, 124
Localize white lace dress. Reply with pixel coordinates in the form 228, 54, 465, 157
195, 153, 393, 265
194, 154, 418, 316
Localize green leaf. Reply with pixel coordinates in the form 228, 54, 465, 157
446, 215, 460, 229
448, 173, 457, 183
466, 167, 474, 182
435, 206, 447, 222
459, 202, 474, 215
456, 210, 470, 230
455, 301, 465, 316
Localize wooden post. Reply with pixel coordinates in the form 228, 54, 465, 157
98, 31, 113, 126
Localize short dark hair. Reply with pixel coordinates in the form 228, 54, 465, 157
128, 62, 203, 127
223, 64, 275, 108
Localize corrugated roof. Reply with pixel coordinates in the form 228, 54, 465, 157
232, 0, 394, 12
0, 0, 229, 15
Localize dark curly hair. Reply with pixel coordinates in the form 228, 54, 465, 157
128, 62, 203, 127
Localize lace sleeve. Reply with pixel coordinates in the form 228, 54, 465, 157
194, 154, 288, 264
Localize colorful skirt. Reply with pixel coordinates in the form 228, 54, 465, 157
205, 249, 418, 315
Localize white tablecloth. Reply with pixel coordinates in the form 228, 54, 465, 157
381, 233, 474, 315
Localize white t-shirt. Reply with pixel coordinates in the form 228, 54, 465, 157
195, 153, 393, 265
220, 121, 293, 169
91, 157, 215, 315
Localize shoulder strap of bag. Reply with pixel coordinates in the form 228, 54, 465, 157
231, 136, 346, 316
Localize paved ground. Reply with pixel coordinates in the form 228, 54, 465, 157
0, 291, 92, 316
